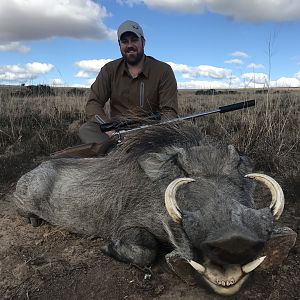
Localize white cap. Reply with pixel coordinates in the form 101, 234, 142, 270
117, 20, 144, 40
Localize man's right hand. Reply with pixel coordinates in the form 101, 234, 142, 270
105, 130, 115, 138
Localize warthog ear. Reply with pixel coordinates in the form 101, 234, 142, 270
224, 145, 253, 175
138, 148, 185, 181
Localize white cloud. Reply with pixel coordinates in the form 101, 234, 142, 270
0, 42, 30, 53
0, 0, 116, 50
247, 63, 265, 69
26, 62, 54, 74
74, 59, 113, 79
224, 59, 243, 65
49, 78, 65, 86
117, 0, 141, 6
118, 0, 300, 22
177, 80, 228, 89
74, 59, 114, 83
231, 51, 249, 58
167, 62, 232, 79
0, 62, 54, 83
176, 73, 300, 89
241, 72, 269, 85
176, 70, 300, 89
87, 78, 96, 86
271, 77, 300, 87
75, 71, 91, 78
118, 0, 206, 13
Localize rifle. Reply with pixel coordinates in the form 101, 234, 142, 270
109, 99, 255, 139
51, 99, 255, 158
97, 111, 161, 132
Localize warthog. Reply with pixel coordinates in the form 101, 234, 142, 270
13, 124, 285, 296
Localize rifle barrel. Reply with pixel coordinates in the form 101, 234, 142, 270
111, 99, 255, 136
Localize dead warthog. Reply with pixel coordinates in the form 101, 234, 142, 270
14, 124, 287, 296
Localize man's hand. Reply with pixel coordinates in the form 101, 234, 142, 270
105, 130, 115, 138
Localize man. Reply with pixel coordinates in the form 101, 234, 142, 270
79, 20, 178, 147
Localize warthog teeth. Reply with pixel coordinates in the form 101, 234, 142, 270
242, 256, 266, 274
189, 260, 205, 274
216, 278, 236, 287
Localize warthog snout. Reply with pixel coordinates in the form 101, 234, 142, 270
201, 233, 265, 265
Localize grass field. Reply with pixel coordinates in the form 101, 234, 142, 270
0, 86, 299, 195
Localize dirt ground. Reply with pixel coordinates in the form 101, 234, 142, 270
0, 178, 299, 300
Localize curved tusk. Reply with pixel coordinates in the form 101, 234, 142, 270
189, 260, 206, 274
245, 173, 284, 220
242, 256, 266, 274
164, 177, 195, 223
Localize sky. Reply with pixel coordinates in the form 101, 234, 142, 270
0, 0, 300, 89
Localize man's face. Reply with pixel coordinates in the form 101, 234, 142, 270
119, 32, 145, 66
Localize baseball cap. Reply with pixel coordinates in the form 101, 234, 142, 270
117, 20, 144, 40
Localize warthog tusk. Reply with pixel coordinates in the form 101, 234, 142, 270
242, 256, 266, 274
245, 173, 284, 220
164, 177, 195, 223
189, 260, 206, 274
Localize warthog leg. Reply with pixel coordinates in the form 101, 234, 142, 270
16, 208, 44, 227
28, 215, 43, 227
101, 227, 158, 267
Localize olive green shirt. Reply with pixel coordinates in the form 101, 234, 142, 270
86, 55, 178, 123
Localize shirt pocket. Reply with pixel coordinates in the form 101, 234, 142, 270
143, 85, 159, 112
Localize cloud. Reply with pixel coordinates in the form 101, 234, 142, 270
177, 80, 229, 89
241, 72, 268, 85
75, 71, 91, 78
271, 77, 300, 87
74, 59, 113, 79
117, 0, 141, 6
224, 59, 244, 65
49, 78, 65, 86
0, 62, 54, 83
247, 63, 265, 69
231, 51, 249, 58
118, 0, 206, 13
167, 62, 232, 79
118, 0, 300, 22
0, 0, 116, 50
0, 42, 30, 53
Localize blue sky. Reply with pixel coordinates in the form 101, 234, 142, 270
0, 0, 300, 89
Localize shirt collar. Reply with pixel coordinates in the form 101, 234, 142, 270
121, 55, 149, 78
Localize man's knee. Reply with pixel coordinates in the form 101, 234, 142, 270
79, 121, 109, 144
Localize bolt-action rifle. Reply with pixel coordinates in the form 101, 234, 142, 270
51, 99, 255, 158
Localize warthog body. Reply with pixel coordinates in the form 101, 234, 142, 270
14, 125, 284, 295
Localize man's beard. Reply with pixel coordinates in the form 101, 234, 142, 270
122, 48, 144, 66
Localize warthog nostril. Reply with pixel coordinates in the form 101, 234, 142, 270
202, 237, 265, 265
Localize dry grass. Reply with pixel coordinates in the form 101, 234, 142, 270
1, 87, 299, 193
179, 91, 299, 179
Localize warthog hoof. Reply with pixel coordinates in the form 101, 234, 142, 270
28, 215, 43, 227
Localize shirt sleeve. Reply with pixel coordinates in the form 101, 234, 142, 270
85, 65, 111, 123
159, 64, 178, 120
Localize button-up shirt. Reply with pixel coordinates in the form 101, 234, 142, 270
85, 55, 178, 123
